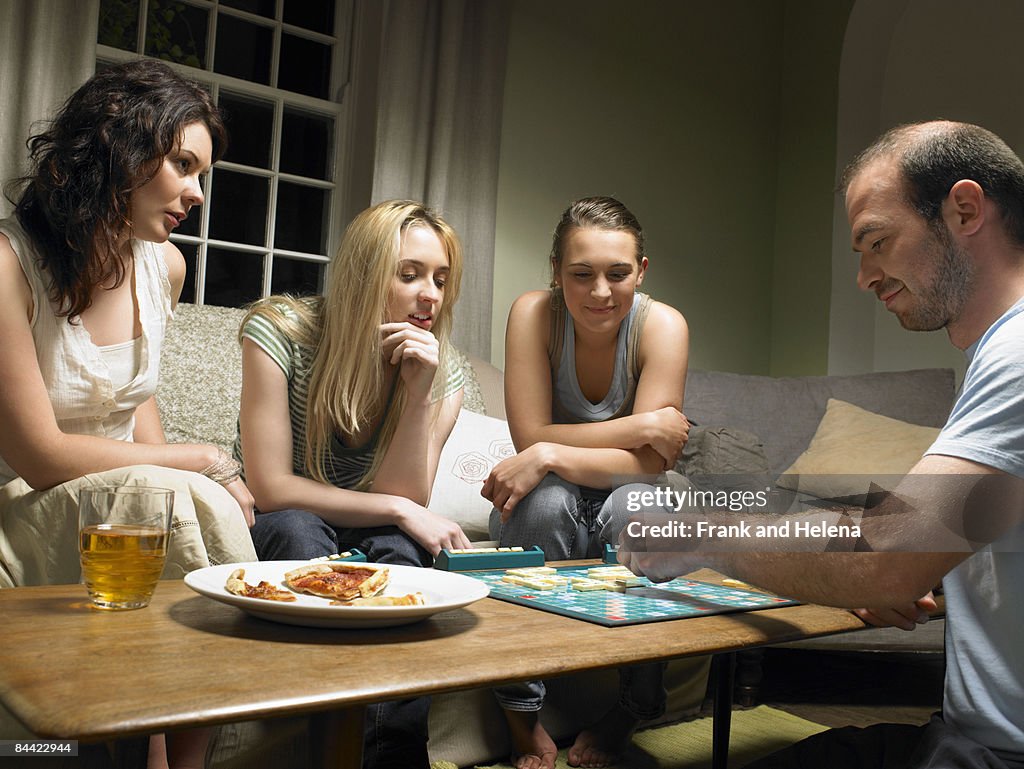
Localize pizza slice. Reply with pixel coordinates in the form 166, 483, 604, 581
225, 568, 297, 602
331, 593, 426, 607
283, 562, 389, 601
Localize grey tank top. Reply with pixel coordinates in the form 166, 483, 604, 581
548, 290, 652, 424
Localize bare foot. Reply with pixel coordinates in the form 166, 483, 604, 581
567, 704, 639, 767
503, 709, 557, 769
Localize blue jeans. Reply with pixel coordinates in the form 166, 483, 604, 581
489, 473, 639, 561
489, 476, 668, 720
251, 509, 431, 768
251, 508, 431, 567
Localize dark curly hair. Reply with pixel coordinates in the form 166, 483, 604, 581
5, 59, 227, 320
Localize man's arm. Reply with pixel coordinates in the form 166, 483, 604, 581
620, 454, 1023, 608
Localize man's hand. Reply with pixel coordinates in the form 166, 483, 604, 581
853, 591, 937, 630
617, 511, 707, 583
481, 443, 552, 522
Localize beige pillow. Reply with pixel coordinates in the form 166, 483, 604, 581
429, 409, 515, 540
777, 399, 940, 499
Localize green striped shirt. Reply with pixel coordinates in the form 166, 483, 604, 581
233, 302, 463, 490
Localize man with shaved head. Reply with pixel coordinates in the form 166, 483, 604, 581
621, 121, 1024, 768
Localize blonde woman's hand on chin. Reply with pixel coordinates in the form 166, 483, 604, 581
393, 497, 471, 555
380, 321, 440, 399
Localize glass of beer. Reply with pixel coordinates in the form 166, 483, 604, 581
78, 486, 174, 610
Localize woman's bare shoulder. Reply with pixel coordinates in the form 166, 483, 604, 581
158, 240, 186, 304
643, 299, 687, 334
0, 233, 33, 321
506, 290, 553, 341
510, 289, 552, 314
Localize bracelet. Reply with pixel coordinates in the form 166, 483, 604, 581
200, 449, 242, 486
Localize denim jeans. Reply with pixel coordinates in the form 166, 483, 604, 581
488, 473, 644, 561
488, 475, 668, 720
251, 509, 431, 768
251, 508, 431, 566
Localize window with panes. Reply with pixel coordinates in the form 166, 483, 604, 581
96, 0, 350, 307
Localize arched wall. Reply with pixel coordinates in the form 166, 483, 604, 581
829, 0, 1024, 375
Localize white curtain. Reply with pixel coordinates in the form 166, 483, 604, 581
0, 0, 99, 217
371, 0, 512, 360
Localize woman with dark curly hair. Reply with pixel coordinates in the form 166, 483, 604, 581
0, 58, 256, 767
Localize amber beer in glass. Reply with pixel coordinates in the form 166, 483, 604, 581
78, 486, 174, 610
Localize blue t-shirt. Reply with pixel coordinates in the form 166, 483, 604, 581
926, 296, 1024, 760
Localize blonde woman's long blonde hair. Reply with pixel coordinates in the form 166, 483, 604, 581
242, 200, 463, 488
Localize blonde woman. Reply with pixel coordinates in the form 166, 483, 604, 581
235, 199, 470, 767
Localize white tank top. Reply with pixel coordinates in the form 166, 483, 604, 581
0, 217, 172, 485
98, 336, 145, 392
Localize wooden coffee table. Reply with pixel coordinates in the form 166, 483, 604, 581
0, 568, 873, 768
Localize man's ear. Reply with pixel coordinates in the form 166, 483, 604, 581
944, 179, 985, 237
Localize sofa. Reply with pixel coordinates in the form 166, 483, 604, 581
158, 303, 955, 766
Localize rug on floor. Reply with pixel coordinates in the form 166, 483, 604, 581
433, 705, 830, 769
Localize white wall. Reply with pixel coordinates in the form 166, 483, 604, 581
829, 0, 1024, 376
768, 0, 851, 376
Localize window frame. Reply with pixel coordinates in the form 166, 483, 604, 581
96, 0, 353, 305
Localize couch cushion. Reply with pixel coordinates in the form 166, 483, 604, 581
777, 399, 941, 499
464, 352, 505, 419
683, 368, 956, 477
677, 426, 770, 477
158, 303, 246, 453
430, 409, 514, 540
453, 348, 486, 415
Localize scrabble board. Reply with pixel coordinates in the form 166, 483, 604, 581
462, 564, 798, 627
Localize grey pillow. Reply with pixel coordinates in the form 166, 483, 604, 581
676, 426, 771, 490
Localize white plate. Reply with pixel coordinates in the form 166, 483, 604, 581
184, 561, 489, 628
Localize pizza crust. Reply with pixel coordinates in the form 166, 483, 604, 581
331, 593, 426, 607
225, 568, 297, 602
